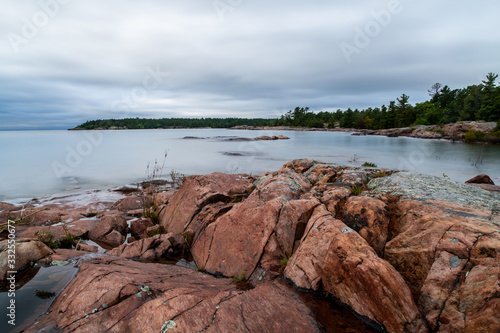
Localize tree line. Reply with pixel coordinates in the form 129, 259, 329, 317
273, 73, 500, 129
74, 73, 499, 131
74, 117, 272, 130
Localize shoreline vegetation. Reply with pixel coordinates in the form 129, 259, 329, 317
72, 73, 500, 143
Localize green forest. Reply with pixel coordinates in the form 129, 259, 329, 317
74, 73, 499, 132
73, 117, 272, 130
272, 73, 500, 129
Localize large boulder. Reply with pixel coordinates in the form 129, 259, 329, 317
24, 257, 321, 332
0, 239, 52, 280
370, 172, 500, 332
88, 213, 127, 245
465, 174, 495, 185
159, 173, 253, 234
285, 205, 426, 333
191, 171, 312, 278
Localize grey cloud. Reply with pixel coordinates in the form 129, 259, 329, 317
1, 1, 499, 129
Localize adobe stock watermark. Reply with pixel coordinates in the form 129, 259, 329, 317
213, 0, 244, 21
5, 219, 17, 327
7, 0, 73, 53
340, 0, 403, 64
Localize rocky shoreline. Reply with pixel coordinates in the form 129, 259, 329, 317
1, 160, 499, 332
232, 121, 498, 143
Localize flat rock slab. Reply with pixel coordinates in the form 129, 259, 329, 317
368, 172, 500, 210
25, 257, 321, 332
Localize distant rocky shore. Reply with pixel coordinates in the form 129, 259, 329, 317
232, 121, 498, 143
1, 160, 499, 332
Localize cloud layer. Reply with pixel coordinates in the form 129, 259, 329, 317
1, 0, 499, 129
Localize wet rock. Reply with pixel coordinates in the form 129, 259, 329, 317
2, 206, 90, 226
465, 174, 495, 185
159, 173, 253, 235
285, 205, 426, 333
222, 151, 246, 156
0, 239, 52, 280
88, 213, 127, 245
25, 257, 321, 332
343, 196, 390, 255
113, 195, 143, 212
130, 218, 154, 239
0, 202, 18, 212
17, 219, 96, 241
40, 248, 89, 264
107, 233, 184, 259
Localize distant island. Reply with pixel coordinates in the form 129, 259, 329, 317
72, 73, 500, 143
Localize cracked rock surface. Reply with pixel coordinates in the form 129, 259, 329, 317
16, 159, 500, 332
24, 257, 320, 333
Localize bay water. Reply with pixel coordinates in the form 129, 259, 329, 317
1, 128, 499, 202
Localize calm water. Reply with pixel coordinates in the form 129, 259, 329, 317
0, 129, 499, 201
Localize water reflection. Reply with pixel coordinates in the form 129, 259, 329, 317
0, 265, 78, 333
0, 129, 499, 200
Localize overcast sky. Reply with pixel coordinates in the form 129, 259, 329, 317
1, 1, 499, 130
